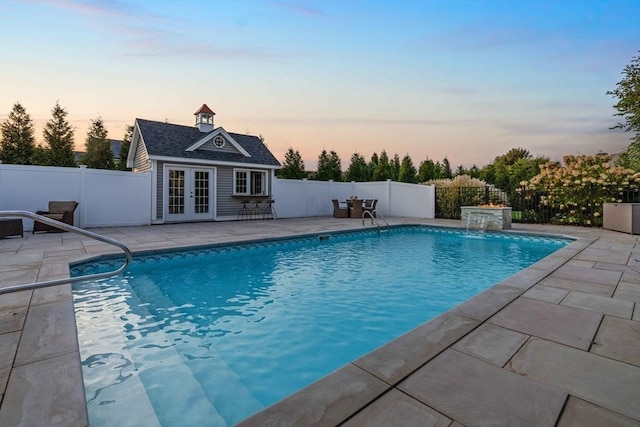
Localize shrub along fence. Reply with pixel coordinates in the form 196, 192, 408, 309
435, 186, 640, 227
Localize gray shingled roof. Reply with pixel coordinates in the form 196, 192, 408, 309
136, 119, 280, 167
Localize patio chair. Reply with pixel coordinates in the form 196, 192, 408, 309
33, 201, 78, 233
332, 199, 349, 218
350, 199, 364, 218
363, 199, 377, 217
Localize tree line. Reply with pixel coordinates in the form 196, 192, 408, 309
0, 101, 132, 170
278, 145, 549, 193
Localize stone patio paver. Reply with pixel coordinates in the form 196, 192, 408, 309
574, 248, 631, 265
238, 363, 389, 427
622, 271, 640, 284
551, 264, 623, 285
590, 315, 640, 366
446, 284, 523, 321
522, 284, 569, 304
614, 281, 640, 302
536, 275, 615, 297
452, 323, 529, 367
0, 331, 19, 395
14, 298, 78, 366
353, 312, 479, 384
341, 389, 451, 427
0, 290, 31, 310
0, 306, 27, 334
561, 291, 634, 319
488, 297, 602, 350
0, 352, 87, 427
398, 349, 567, 427
557, 397, 640, 427
508, 337, 640, 421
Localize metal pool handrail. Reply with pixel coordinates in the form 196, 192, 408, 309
362, 210, 389, 235
0, 210, 132, 294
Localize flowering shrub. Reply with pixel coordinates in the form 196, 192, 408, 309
521, 154, 640, 226
426, 175, 508, 218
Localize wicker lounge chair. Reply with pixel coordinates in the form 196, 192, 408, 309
332, 199, 349, 218
350, 199, 364, 218
363, 199, 377, 217
33, 201, 78, 233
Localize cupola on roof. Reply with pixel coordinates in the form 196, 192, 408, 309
194, 103, 215, 132
194, 104, 215, 116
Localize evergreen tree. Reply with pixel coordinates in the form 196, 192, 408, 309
345, 152, 369, 181
327, 150, 342, 181
418, 158, 438, 182
373, 150, 392, 181
279, 147, 306, 179
391, 153, 401, 181
398, 154, 417, 183
82, 116, 114, 169
118, 125, 134, 171
315, 149, 342, 181
30, 144, 50, 165
43, 101, 76, 167
0, 102, 35, 164
441, 156, 453, 179
468, 164, 481, 178
367, 152, 379, 179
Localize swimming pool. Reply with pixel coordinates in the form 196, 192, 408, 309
72, 226, 569, 426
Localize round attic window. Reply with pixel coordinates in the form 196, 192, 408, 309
213, 136, 225, 148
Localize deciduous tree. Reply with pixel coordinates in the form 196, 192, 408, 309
0, 102, 35, 164
608, 51, 640, 171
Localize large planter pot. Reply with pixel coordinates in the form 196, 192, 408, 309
461, 206, 512, 230
603, 203, 640, 235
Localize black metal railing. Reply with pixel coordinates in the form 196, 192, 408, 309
434, 186, 509, 220
434, 186, 640, 227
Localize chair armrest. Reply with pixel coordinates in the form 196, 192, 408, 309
61, 210, 75, 225
35, 210, 50, 215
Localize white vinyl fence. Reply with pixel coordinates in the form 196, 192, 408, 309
0, 165, 434, 231
0, 164, 152, 231
272, 178, 435, 219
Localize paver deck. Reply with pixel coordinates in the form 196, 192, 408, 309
0, 218, 639, 426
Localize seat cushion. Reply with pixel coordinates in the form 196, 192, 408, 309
44, 213, 64, 221
49, 201, 77, 214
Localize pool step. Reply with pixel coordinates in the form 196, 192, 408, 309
131, 274, 263, 425
80, 275, 226, 426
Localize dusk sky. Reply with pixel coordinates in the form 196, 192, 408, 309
1, 0, 638, 169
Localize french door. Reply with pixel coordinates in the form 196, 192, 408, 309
165, 166, 214, 221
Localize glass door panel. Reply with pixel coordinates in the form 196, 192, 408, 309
192, 170, 210, 217
168, 169, 185, 215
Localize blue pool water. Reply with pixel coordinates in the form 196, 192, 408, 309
72, 226, 569, 426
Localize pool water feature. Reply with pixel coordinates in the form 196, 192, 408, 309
72, 226, 569, 426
